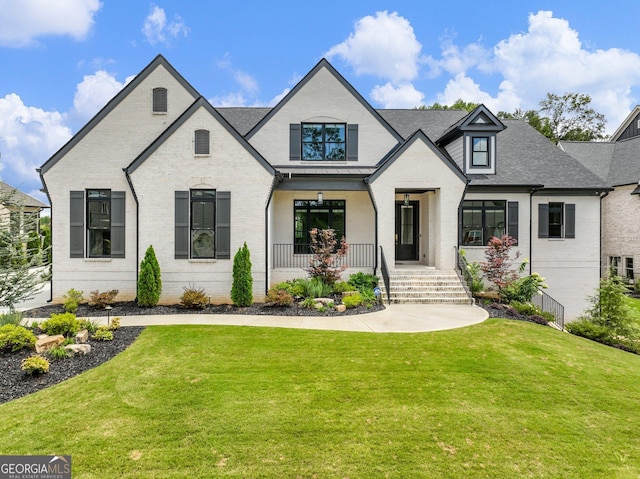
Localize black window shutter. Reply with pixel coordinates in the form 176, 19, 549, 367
195, 129, 210, 155
216, 191, 231, 259
507, 201, 518, 243
538, 203, 549, 238
565, 204, 576, 238
175, 191, 189, 259
111, 191, 126, 258
289, 124, 301, 161
347, 124, 358, 161
70, 191, 84, 258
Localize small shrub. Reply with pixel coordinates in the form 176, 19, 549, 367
47, 345, 72, 360
63, 288, 84, 313
40, 313, 80, 337
0, 324, 36, 352
272, 280, 306, 297
89, 289, 119, 308
635, 279, 640, 295
566, 319, 614, 345
0, 310, 23, 326
265, 287, 293, 306
332, 281, 355, 294
348, 272, 379, 293
302, 277, 333, 299
138, 245, 162, 307
342, 293, 363, 309
78, 318, 100, 333
92, 327, 114, 341
231, 242, 253, 307
300, 297, 317, 309
584, 275, 636, 338
502, 273, 547, 304
21, 355, 50, 375
359, 288, 377, 308
180, 285, 208, 309
527, 315, 550, 325
108, 317, 121, 330
510, 301, 543, 317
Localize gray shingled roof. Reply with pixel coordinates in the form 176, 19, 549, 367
0, 181, 48, 208
560, 137, 640, 187
216, 106, 609, 190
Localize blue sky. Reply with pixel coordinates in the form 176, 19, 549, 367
2, 0, 640, 205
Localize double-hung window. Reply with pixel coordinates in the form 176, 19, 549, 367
460, 200, 506, 246
610, 256, 621, 276
190, 190, 216, 258
625, 257, 635, 281
302, 123, 346, 160
538, 203, 575, 239
471, 137, 489, 167
87, 189, 111, 257
294, 200, 345, 253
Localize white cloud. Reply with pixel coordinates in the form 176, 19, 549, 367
0, 93, 71, 185
371, 83, 424, 109
142, 3, 189, 46
436, 74, 521, 113
69, 70, 129, 123
0, 0, 101, 47
211, 55, 266, 106
326, 11, 423, 84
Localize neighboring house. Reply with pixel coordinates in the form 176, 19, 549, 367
0, 181, 48, 236
38, 55, 609, 319
559, 106, 640, 284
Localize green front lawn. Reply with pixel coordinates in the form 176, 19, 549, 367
2, 320, 640, 478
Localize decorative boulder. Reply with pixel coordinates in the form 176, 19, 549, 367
35, 335, 65, 353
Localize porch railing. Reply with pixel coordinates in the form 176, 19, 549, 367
532, 291, 565, 330
272, 243, 375, 269
379, 246, 391, 303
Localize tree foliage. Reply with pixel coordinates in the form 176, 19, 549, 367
417, 99, 480, 112
137, 245, 162, 307
481, 235, 521, 296
305, 228, 349, 285
583, 275, 636, 338
0, 189, 48, 311
231, 242, 253, 307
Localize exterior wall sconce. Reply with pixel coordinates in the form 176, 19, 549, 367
404, 193, 410, 206
317, 191, 323, 205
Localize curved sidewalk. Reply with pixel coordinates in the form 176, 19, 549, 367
117, 304, 488, 333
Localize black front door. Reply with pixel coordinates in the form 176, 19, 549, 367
395, 202, 419, 261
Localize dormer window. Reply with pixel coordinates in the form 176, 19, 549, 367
472, 137, 489, 167
194, 129, 210, 155
152, 87, 167, 114
302, 123, 346, 160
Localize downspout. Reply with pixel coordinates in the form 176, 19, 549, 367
265, 173, 283, 295
123, 168, 140, 298
529, 187, 543, 276
36, 168, 53, 303
364, 178, 378, 274
456, 179, 471, 255
599, 190, 609, 278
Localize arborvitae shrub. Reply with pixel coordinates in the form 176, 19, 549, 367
231, 242, 253, 307
138, 245, 162, 307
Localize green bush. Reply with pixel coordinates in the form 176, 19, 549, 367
63, 288, 84, 313
342, 293, 363, 309
332, 281, 355, 294
108, 317, 121, 330
47, 345, 72, 360
21, 354, 50, 375
359, 288, 377, 308
40, 313, 80, 337
566, 319, 614, 345
272, 280, 306, 297
0, 310, 23, 326
89, 289, 119, 308
138, 245, 162, 307
231, 242, 253, 307
302, 277, 333, 299
265, 287, 293, 306
78, 318, 100, 333
348, 272, 379, 293
635, 279, 640, 295
0, 324, 36, 352
584, 275, 636, 338
180, 285, 208, 309
92, 327, 114, 341
502, 273, 547, 303
300, 297, 317, 309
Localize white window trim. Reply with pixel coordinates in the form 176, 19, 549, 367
465, 134, 495, 174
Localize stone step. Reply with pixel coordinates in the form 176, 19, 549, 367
379, 268, 472, 305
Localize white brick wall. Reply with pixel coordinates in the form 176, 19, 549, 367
602, 185, 640, 279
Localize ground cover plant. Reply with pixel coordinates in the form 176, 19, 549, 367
1, 320, 639, 478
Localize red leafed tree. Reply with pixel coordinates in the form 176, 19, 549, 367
305, 228, 349, 285
481, 235, 521, 295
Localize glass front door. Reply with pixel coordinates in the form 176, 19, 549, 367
395, 202, 419, 261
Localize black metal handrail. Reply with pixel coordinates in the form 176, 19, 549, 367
532, 290, 565, 330
272, 243, 375, 269
454, 247, 474, 293
379, 246, 391, 303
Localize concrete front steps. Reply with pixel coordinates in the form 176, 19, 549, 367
379, 268, 473, 305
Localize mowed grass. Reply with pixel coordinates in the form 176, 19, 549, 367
2, 320, 640, 478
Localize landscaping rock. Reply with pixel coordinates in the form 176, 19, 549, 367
335, 304, 347, 313
35, 335, 64, 353
342, 291, 358, 297
315, 298, 334, 305
75, 329, 89, 344
65, 344, 92, 355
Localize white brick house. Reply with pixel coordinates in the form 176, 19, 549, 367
39, 55, 609, 319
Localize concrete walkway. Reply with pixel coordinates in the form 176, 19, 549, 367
115, 303, 488, 333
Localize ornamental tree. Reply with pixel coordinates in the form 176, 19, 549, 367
481, 235, 521, 296
137, 245, 162, 307
231, 242, 253, 307
305, 228, 349, 285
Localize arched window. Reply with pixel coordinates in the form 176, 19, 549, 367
195, 129, 210, 155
